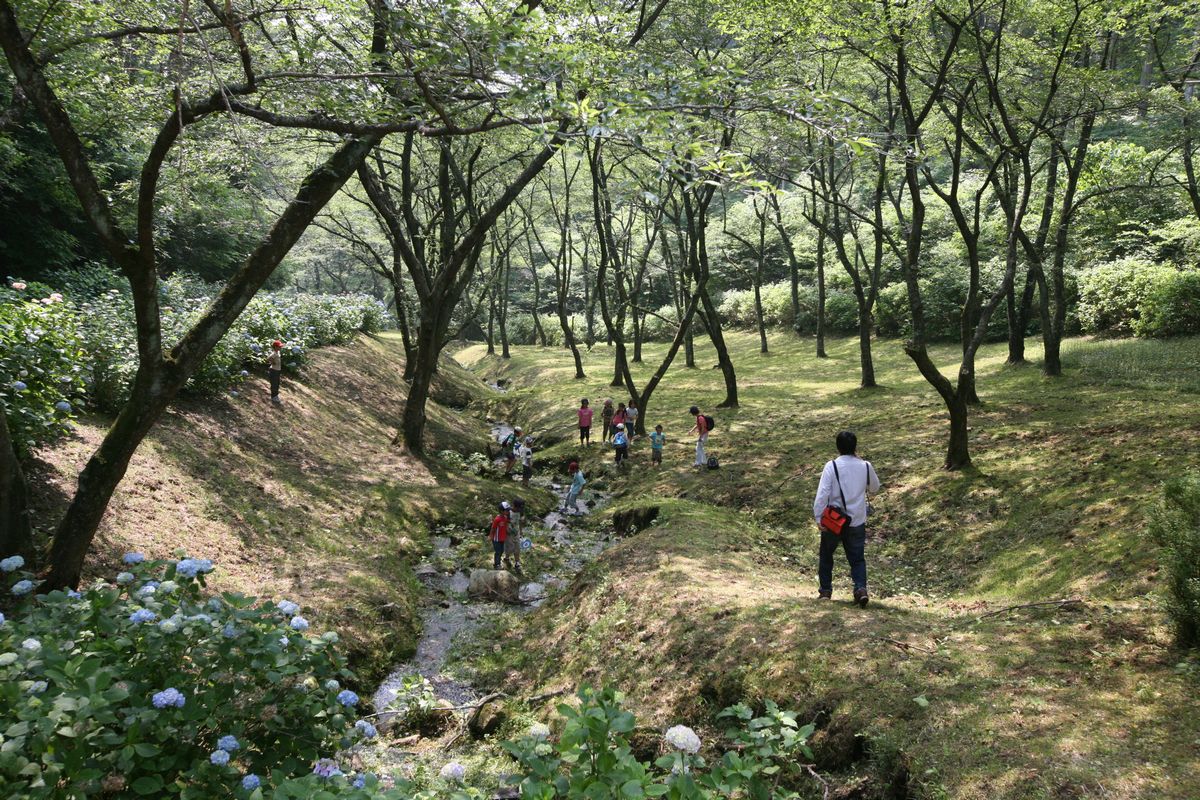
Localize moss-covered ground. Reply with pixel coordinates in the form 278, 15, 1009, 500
454, 332, 1200, 800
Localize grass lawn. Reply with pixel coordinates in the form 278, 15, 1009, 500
454, 331, 1200, 800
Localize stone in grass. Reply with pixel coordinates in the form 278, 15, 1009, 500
467, 698, 509, 739
467, 570, 520, 603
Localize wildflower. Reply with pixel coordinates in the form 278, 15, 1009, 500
354, 720, 377, 739
290, 616, 309, 632
55, 401, 72, 413
122, 552, 145, 565
664, 725, 701, 754
336, 689, 359, 707
219, 735, 240, 751
0, 555, 24, 572
129, 609, 156, 624
20, 638, 40, 652
116, 572, 135, 585
241, 774, 260, 790
0, 653, 16, 666
10, 381, 27, 392
439, 762, 466, 782
324, 679, 340, 691
528, 722, 550, 738
11, 281, 25, 290
277, 600, 300, 616
27, 681, 47, 694
312, 758, 342, 779
12, 580, 33, 596
210, 749, 230, 766
152, 688, 186, 709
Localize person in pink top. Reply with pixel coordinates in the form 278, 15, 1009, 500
577, 398, 594, 446
688, 405, 709, 468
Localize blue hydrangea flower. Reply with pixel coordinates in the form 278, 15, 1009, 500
158, 618, 180, 634
222, 623, 237, 638
0, 612, 6, 625
27, 681, 47, 694
241, 774, 260, 790
353, 775, 366, 789
321, 631, 339, 644
66, 589, 82, 599
135, 584, 156, 598
289, 616, 309, 632
175, 558, 214, 578
277, 600, 299, 616
278, 636, 289, 647
218, 735, 240, 751
11, 380, 27, 391
152, 688, 186, 708
130, 608, 156, 624
20, 638, 40, 652
210, 749, 230, 766
312, 759, 342, 779
123, 552, 146, 565
336, 690, 359, 707
0, 555, 24, 572
324, 679, 340, 691
207, 598, 224, 612
115, 572, 135, 585
354, 720, 377, 739
55, 401, 72, 413
11, 580, 33, 596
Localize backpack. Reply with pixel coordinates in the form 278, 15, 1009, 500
703, 414, 716, 431
707, 456, 719, 470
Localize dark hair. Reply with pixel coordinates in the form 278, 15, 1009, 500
688, 405, 699, 415
836, 430, 857, 455
655, 424, 663, 430
581, 398, 589, 406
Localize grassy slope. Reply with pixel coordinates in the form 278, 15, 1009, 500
26, 332, 551, 686
455, 333, 1200, 800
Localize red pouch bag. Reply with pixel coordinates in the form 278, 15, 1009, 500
820, 462, 851, 535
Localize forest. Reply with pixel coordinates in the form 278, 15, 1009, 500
1, 0, 1199, 798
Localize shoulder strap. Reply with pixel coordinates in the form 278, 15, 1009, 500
831, 461, 849, 511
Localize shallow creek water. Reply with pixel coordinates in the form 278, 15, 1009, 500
370, 420, 611, 725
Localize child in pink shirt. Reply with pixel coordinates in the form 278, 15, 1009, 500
578, 399, 593, 446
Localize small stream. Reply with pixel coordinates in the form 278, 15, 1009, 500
370, 419, 611, 728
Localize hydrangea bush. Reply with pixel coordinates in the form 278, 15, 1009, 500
3, 274, 390, 426
0, 284, 86, 455
0, 556, 380, 798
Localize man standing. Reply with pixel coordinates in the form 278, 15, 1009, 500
266, 340, 284, 405
813, 431, 880, 607
688, 406, 708, 469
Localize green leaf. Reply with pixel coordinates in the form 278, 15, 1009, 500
131, 776, 164, 795
912, 695, 929, 708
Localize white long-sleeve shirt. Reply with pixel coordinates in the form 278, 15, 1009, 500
813, 455, 880, 527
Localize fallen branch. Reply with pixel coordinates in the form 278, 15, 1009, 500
802, 764, 830, 800
978, 598, 1083, 620
874, 636, 936, 655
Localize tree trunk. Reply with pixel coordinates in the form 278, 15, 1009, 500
559, 309, 586, 379
816, 226, 828, 358
0, 403, 33, 561
530, 261, 547, 346
684, 323, 696, 368
754, 281, 768, 354
44, 372, 172, 588
857, 299, 877, 388
632, 314, 644, 363
485, 295, 496, 355
945, 391, 971, 470
400, 315, 444, 454
1006, 267, 1035, 365
499, 256, 511, 359
700, 288, 738, 408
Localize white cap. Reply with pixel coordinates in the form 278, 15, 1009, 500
514, 425, 523, 432
616, 423, 625, 429
500, 501, 511, 510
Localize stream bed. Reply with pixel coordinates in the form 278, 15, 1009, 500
370, 420, 611, 735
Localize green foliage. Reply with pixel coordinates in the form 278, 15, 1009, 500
1151, 473, 1200, 648
0, 288, 86, 455
0, 556, 375, 798
1076, 259, 1198, 337
504, 686, 818, 800
1135, 271, 1200, 338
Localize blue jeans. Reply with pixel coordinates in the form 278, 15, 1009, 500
492, 540, 505, 570
819, 525, 867, 594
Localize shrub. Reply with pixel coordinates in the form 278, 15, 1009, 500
1151, 473, 1200, 647
0, 288, 86, 455
1134, 271, 1200, 338
1076, 258, 1177, 337
0, 555, 384, 798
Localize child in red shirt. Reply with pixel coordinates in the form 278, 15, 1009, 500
488, 501, 510, 570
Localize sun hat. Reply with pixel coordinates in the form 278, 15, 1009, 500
272, 340, 283, 349
568, 461, 579, 470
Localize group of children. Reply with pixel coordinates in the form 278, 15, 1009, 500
578, 398, 665, 468
486, 498, 528, 571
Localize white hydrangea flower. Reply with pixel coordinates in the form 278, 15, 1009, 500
528, 722, 550, 739
664, 725, 701, 754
